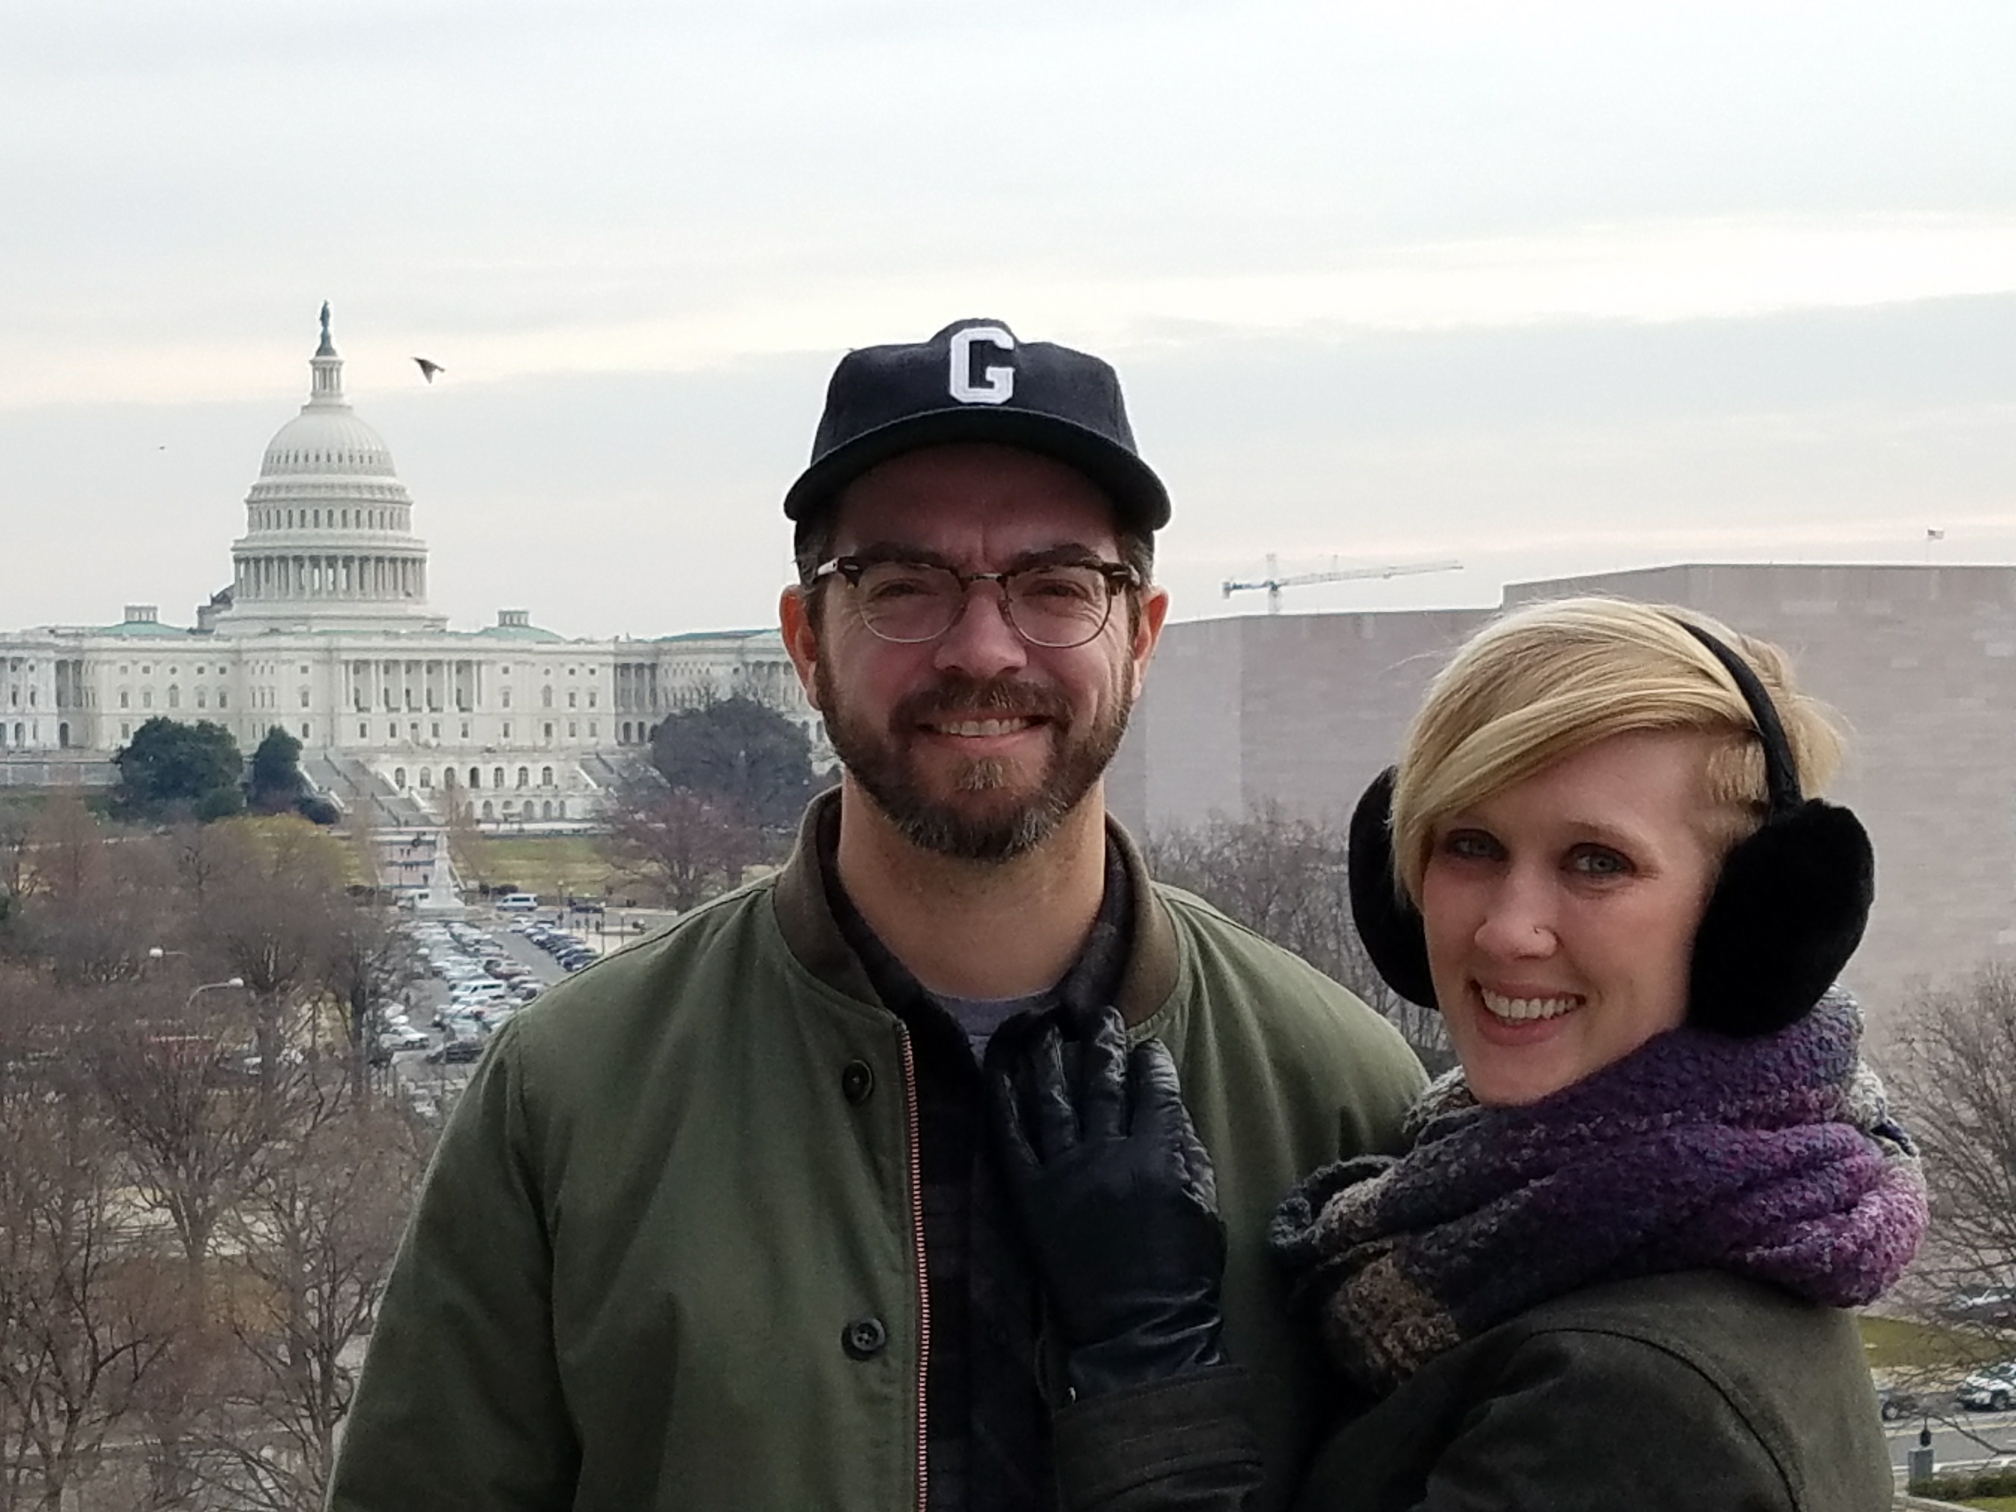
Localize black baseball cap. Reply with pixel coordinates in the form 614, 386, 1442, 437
783, 318, 1171, 535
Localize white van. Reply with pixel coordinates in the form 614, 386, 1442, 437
495, 893, 539, 913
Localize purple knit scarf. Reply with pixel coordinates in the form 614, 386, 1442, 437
1269, 991, 1927, 1398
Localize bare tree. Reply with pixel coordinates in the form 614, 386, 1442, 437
4, 799, 182, 989
0, 1026, 184, 1510
190, 1080, 430, 1512
187, 819, 351, 1094
87, 984, 274, 1288
1888, 962, 2016, 1346
318, 900, 419, 1096
440, 788, 493, 896
599, 772, 759, 912
1147, 804, 1454, 1074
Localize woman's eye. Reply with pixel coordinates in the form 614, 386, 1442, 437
1440, 830, 1499, 861
1568, 847, 1630, 877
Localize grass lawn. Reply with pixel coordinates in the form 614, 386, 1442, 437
1861, 1314, 2005, 1372
1958, 1498, 2016, 1510
474, 836, 627, 899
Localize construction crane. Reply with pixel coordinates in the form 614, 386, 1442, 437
1222, 554, 1463, 614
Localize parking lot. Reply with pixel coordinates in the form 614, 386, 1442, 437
378, 905, 624, 1119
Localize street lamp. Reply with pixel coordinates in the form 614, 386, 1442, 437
186, 978, 246, 1011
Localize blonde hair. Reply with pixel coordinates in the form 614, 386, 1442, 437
1389, 597, 1844, 903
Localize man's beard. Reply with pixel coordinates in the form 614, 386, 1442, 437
817, 662, 1133, 863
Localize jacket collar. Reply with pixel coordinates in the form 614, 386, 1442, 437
770, 788, 1179, 1026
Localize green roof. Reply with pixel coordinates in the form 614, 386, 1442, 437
470, 622, 565, 642
653, 628, 770, 643
94, 619, 192, 637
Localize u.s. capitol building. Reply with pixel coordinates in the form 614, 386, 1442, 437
0, 310, 815, 827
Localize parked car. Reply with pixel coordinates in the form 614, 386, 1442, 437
1949, 1286, 2016, 1327
424, 1039, 484, 1065
1957, 1363, 2016, 1412
1878, 1385, 1922, 1421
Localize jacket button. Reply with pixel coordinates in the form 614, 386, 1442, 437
841, 1317, 888, 1360
840, 1061, 874, 1104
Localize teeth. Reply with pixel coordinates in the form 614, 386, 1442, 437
1480, 989, 1579, 1023
934, 719, 1032, 737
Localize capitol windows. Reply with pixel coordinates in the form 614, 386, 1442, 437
195, 690, 207, 709
461, 721, 471, 740
418, 769, 431, 789
516, 767, 529, 788
501, 721, 512, 739
142, 691, 153, 709
541, 687, 553, 709
300, 690, 311, 708
587, 691, 597, 709
543, 722, 554, 741
567, 691, 577, 709
492, 767, 504, 788
300, 724, 309, 740
501, 689, 511, 709
481, 801, 494, 820
568, 722, 578, 738
359, 723, 368, 740
588, 722, 598, 738
431, 722, 441, 740
394, 768, 406, 789
120, 723, 130, 742
218, 691, 227, 709
541, 766, 554, 787
119, 691, 129, 709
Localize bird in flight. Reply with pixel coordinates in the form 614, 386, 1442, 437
414, 357, 446, 383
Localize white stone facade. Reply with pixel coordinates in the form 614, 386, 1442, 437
0, 311, 822, 826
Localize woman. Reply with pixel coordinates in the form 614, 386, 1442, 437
990, 597, 1927, 1511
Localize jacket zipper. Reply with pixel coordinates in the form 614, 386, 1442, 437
898, 1025, 930, 1512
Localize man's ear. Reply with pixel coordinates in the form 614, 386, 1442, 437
779, 585, 822, 711
1128, 584, 1171, 695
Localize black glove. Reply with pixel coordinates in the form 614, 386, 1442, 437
988, 1008, 1227, 1400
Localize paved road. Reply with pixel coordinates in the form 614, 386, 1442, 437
1888, 1406, 2016, 1474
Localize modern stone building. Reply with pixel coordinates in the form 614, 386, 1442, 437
1113, 562, 2016, 1034
0, 309, 817, 828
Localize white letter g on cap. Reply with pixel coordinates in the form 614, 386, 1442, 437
948, 326, 1015, 405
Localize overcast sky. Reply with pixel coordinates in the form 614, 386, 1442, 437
5, 0, 2013, 637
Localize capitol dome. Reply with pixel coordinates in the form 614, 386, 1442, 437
209, 305, 447, 637
258, 407, 396, 478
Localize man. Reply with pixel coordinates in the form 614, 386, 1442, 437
326, 319, 1425, 1512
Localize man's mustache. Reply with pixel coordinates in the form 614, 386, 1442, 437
892, 676, 1072, 728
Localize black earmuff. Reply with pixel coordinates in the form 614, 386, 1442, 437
1345, 621, 1875, 1037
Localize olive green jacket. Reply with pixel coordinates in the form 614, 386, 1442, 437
326, 798, 1426, 1512
1059, 1272, 1893, 1512
1294, 1270, 1893, 1512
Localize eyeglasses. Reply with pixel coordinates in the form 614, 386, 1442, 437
811, 555, 1141, 648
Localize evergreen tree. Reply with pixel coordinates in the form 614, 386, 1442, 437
112, 718, 245, 822
248, 727, 311, 815
648, 696, 817, 835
